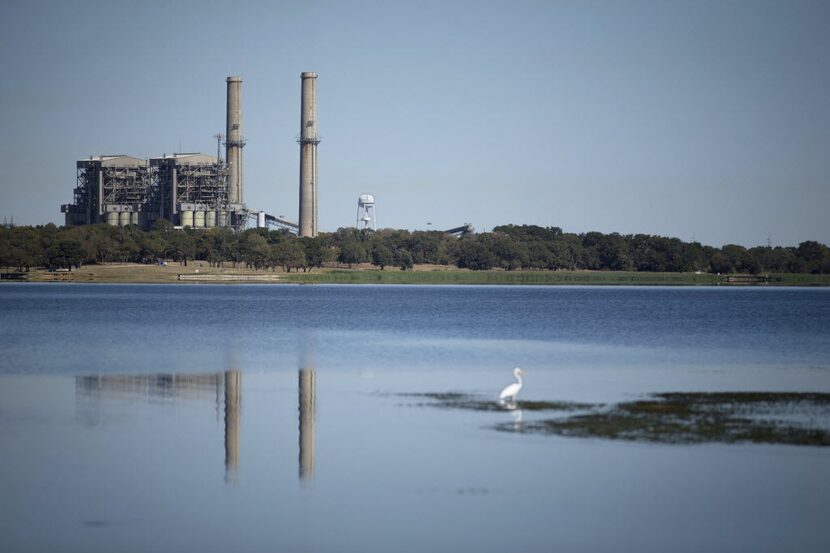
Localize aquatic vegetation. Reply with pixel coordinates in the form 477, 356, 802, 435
404, 391, 830, 446
514, 392, 830, 446
398, 392, 594, 412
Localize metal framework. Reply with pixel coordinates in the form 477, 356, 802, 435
64, 156, 151, 226
63, 154, 244, 230
69, 163, 99, 225
149, 154, 246, 229
152, 155, 230, 221
100, 165, 152, 208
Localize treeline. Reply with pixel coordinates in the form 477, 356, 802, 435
1, 222, 829, 274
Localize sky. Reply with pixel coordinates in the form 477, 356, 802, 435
0, 0, 828, 247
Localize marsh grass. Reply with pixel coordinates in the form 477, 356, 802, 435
397, 392, 594, 412
403, 391, 830, 446
17, 263, 830, 286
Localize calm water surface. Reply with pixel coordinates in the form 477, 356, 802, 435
1, 284, 829, 552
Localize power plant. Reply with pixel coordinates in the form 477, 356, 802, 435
61, 74, 315, 233
57, 75, 477, 236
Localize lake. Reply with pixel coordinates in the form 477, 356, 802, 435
1, 284, 829, 552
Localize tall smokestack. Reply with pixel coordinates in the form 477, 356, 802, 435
226, 76, 244, 206
298, 72, 319, 237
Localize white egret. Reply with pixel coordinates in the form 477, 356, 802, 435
499, 368, 526, 402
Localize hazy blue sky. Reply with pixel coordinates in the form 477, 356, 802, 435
1, 0, 828, 247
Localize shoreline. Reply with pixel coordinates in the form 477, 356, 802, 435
3, 263, 829, 286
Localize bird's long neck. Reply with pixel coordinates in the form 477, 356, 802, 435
515, 373, 523, 386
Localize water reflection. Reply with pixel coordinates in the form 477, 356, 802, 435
298, 369, 317, 483
75, 372, 243, 482
224, 370, 241, 483
502, 400, 523, 429
76, 373, 223, 402
76, 369, 319, 485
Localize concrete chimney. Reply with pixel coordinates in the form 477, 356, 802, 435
226, 76, 244, 206
298, 72, 319, 237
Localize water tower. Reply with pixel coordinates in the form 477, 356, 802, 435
356, 194, 376, 230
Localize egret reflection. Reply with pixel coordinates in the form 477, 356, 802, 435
510, 408, 523, 429
298, 368, 316, 483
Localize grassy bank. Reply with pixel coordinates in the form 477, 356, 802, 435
283, 269, 830, 286
282, 269, 723, 285
5, 263, 830, 286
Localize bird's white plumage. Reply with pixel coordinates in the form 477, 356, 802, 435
499, 367, 525, 401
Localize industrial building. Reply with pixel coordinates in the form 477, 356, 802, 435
150, 153, 234, 229
61, 73, 314, 233
63, 155, 151, 227
62, 152, 242, 230
61, 76, 250, 230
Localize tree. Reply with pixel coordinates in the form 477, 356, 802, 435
301, 236, 329, 271
143, 223, 172, 262
796, 241, 829, 274
452, 237, 495, 270
169, 232, 197, 266
271, 240, 306, 272
721, 244, 749, 274
679, 241, 708, 273
372, 243, 394, 271
525, 240, 553, 269
408, 231, 442, 264
242, 232, 270, 270
0, 229, 10, 268
47, 238, 84, 270
338, 239, 365, 268
371, 244, 393, 270
395, 248, 414, 271
209, 228, 234, 267
118, 240, 140, 262
6, 227, 43, 271
152, 219, 175, 239
490, 234, 529, 270
2, 223, 828, 276
709, 251, 733, 274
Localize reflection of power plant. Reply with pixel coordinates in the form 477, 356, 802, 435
75, 372, 241, 483
298, 369, 317, 482
76, 369, 318, 485
76, 373, 222, 401
224, 370, 241, 481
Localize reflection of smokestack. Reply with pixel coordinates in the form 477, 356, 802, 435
298, 369, 316, 482
298, 72, 319, 237
224, 370, 241, 481
226, 76, 244, 205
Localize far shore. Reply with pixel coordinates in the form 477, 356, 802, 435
3, 263, 830, 286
